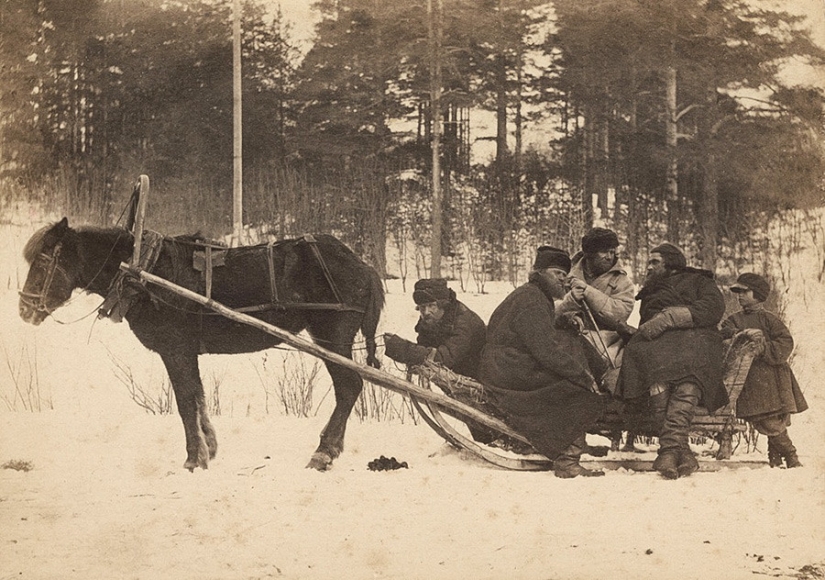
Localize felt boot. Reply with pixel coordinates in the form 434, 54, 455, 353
773, 431, 802, 468
767, 437, 783, 468
554, 435, 605, 478
677, 448, 699, 478
656, 382, 701, 479
653, 448, 679, 479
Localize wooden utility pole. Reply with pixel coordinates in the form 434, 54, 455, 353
232, 0, 243, 246
665, 64, 679, 242
428, 0, 443, 277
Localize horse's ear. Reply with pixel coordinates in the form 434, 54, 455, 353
54, 217, 69, 237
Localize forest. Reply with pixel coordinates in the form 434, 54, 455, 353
1, 0, 824, 287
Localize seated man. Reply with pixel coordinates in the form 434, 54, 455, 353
556, 227, 639, 452
478, 246, 608, 478
556, 227, 634, 371
384, 278, 492, 442
615, 242, 729, 479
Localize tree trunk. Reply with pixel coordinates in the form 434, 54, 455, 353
428, 0, 443, 277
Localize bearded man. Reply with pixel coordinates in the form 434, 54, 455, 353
384, 278, 492, 442
478, 246, 608, 478
615, 242, 729, 479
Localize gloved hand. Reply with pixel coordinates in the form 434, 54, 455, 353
637, 306, 693, 341
384, 333, 415, 363
740, 328, 766, 355
616, 321, 637, 342
556, 311, 584, 332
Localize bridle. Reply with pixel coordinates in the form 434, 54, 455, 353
19, 242, 73, 316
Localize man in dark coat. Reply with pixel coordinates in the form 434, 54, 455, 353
384, 278, 492, 441
721, 273, 807, 468
615, 242, 728, 479
478, 246, 608, 478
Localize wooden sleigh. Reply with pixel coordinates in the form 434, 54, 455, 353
406, 331, 763, 471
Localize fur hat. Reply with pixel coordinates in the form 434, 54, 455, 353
413, 278, 453, 305
533, 245, 571, 273
730, 273, 770, 302
581, 227, 620, 254
650, 242, 686, 271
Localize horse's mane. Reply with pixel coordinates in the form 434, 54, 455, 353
24, 222, 132, 264
22, 223, 56, 264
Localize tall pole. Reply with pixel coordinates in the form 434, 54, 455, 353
232, 0, 243, 246
428, 0, 443, 277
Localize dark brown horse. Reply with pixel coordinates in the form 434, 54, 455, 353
19, 217, 384, 471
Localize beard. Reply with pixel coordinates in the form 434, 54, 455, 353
644, 268, 669, 284
585, 254, 615, 278
547, 276, 566, 300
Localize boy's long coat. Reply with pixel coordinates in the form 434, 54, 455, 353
721, 309, 808, 419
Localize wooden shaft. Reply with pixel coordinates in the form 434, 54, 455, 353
120, 263, 520, 437
131, 175, 149, 264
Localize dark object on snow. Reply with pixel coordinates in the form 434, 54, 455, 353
368, 456, 408, 471
19, 217, 384, 473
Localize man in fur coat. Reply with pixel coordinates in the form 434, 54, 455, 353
615, 242, 728, 479
478, 246, 607, 478
384, 278, 492, 441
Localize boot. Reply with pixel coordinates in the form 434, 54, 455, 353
767, 437, 783, 468
677, 448, 699, 478
653, 448, 679, 479
773, 431, 802, 468
657, 382, 701, 479
554, 435, 605, 479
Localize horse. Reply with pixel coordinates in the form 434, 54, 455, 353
18, 217, 384, 471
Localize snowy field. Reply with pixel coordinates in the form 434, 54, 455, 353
1, 215, 824, 580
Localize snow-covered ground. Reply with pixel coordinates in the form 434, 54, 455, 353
1, 216, 824, 580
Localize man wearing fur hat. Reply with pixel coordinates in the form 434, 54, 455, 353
557, 228, 635, 377
384, 278, 493, 442
720, 273, 807, 468
478, 246, 607, 478
557, 227, 637, 451
384, 278, 486, 379
615, 242, 728, 479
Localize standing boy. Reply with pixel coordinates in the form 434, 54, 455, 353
721, 273, 808, 468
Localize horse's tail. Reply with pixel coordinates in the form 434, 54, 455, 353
362, 267, 385, 369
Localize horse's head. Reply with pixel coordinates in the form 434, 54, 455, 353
19, 217, 77, 325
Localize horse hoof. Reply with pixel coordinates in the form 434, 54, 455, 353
184, 461, 197, 472
306, 452, 333, 471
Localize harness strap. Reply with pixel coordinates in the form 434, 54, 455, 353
302, 234, 345, 305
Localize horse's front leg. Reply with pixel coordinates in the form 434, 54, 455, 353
160, 351, 217, 471
307, 362, 363, 471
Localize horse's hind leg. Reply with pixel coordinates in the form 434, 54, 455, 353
160, 352, 216, 471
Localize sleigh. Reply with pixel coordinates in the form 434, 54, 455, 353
405, 331, 761, 471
